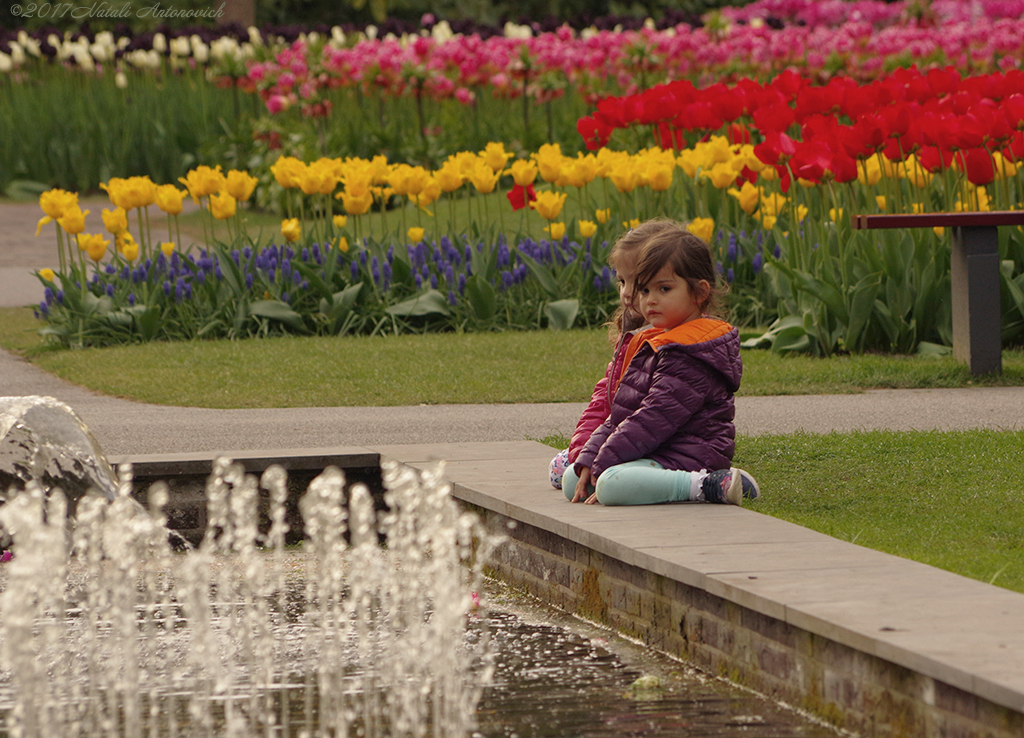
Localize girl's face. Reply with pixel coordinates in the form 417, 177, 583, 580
613, 252, 639, 309
638, 264, 708, 331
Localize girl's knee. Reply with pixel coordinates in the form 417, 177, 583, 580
594, 467, 631, 506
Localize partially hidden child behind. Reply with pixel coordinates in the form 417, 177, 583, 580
552, 218, 760, 506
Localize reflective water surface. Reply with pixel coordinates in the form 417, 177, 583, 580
477, 588, 844, 738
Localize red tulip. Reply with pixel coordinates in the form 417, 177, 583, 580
1004, 94, 1024, 130
507, 183, 537, 211
577, 115, 613, 150
707, 83, 746, 123
959, 147, 994, 185
752, 102, 795, 133
917, 145, 954, 173
927, 67, 961, 98
754, 131, 797, 166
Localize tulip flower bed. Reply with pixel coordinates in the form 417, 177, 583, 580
577, 64, 1024, 355
4, 0, 1024, 192
28, 57, 1024, 352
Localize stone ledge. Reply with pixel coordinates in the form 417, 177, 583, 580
377, 440, 1024, 736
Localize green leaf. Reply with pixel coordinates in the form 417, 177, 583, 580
772, 324, 812, 354
249, 300, 308, 333
517, 251, 560, 298
385, 289, 450, 318
464, 276, 496, 321
917, 341, 952, 356
845, 272, 882, 352
293, 261, 334, 301
134, 306, 162, 341
544, 299, 579, 330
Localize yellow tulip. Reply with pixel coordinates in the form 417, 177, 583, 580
608, 165, 639, 194
703, 162, 737, 189
58, 205, 89, 235
77, 233, 109, 261
875, 195, 887, 211
933, 226, 945, 237
545, 222, 566, 240
578, 220, 597, 238
759, 214, 777, 230
39, 268, 55, 282
829, 207, 844, 224
338, 236, 349, 253
102, 207, 128, 235
209, 191, 237, 220
408, 226, 425, 243
530, 190, 567, 221
123, 176, 157, 209
647, 164, 674, 192
992, 151, 1018, 180
623, 218, 641, 230
676, 149, 701, 178
101, 176, 156, 210
468, 161, 500, 194
480, 142, 514, 173
225, 169, 259, 201
39, 188, 79, 220
270, 157, 305, 189
333, 214, 348, 229
508, 159, 538, 187
121, 233, 139, 262
178, 165, 226, 203
300, 159, 339, 196
155, 184, 187, 215
281, 217, 301, 242
434, 162, 465, 192
410, 178, 441, 209
727, 181, 760, 215
858, 156, 882, 187
161, 242, 175, 257
687, 217, 715, 243
337, 188, 374, 216
594, 208, 610, 225
759, 191, 788, 218
568, 154, 598, 188
795, 204, 809, 222
532, 143, 564, 183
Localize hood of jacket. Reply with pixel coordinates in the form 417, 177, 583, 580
619, 318, 742, 393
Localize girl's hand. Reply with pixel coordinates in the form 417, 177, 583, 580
573, 467, 597, 504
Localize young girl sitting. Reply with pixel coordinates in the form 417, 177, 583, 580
562, 220, 759, 506
549, 220, 678, 489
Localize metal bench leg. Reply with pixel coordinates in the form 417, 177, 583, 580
950, 226, 1002, 375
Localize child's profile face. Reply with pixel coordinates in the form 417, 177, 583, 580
613, 252, 639, 310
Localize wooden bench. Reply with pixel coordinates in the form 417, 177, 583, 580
852, 211, 1024, 376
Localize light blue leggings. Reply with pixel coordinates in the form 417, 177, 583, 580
562, 459, 696, 506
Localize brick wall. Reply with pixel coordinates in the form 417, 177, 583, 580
470, 502, 1024, 738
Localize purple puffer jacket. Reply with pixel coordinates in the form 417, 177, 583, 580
574, 318, 742, 480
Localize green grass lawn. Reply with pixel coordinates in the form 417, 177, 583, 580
735, 430, 1024, 594
3, 306, 1023, 407
3, 305, 1023, 596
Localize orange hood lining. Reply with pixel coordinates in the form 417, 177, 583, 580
616, 318, 733, 387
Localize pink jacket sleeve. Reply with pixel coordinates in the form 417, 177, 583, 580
567, 369, 612, 463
